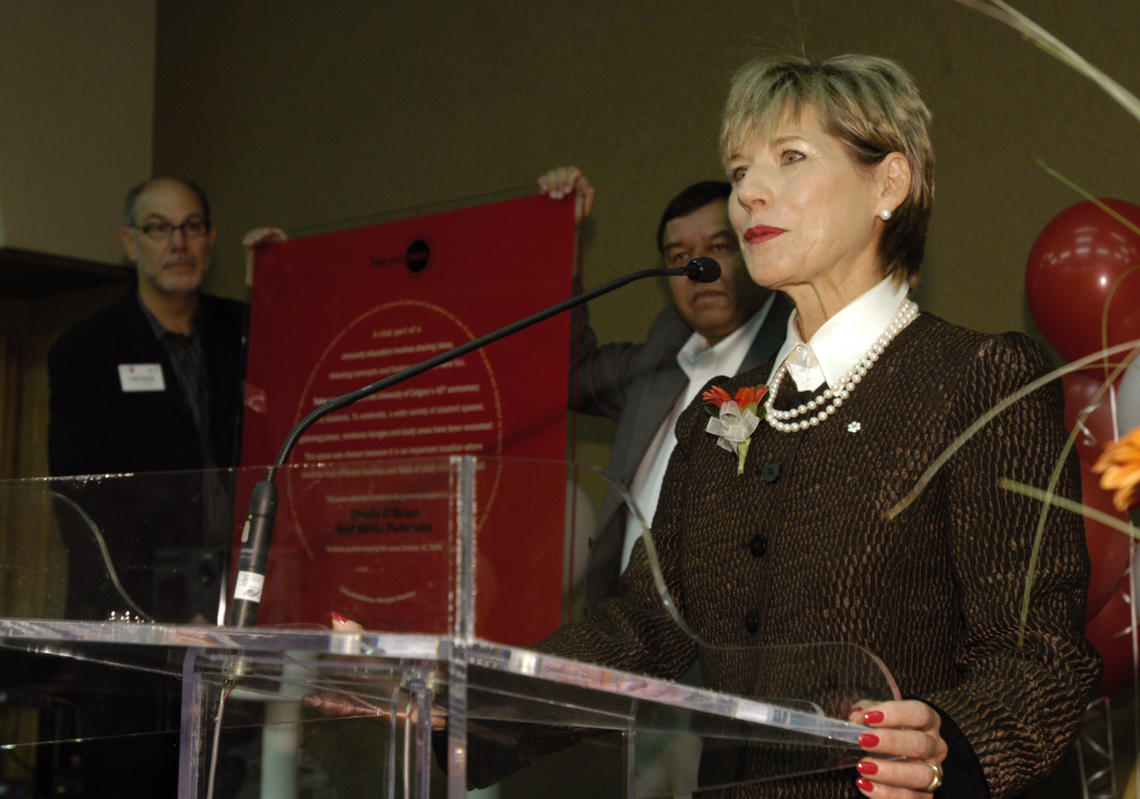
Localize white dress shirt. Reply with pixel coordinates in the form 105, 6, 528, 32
620, 295, 775, 570
767, 278, 911, 392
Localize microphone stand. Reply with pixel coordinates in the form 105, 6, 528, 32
207, 257, 721, 799
225, 257, 720, 628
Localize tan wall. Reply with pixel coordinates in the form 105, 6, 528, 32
154, 1, 1139, 319
0, 0, 155, 264
0, 1, 153, 480
149, 0, 1138, 467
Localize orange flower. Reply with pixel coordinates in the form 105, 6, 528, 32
1093, 426, 1140, 512
702, 385, 734, 407
733, 385, 769, 408
702, 384, 769, 409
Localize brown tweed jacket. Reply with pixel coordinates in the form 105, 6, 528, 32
538, 313, 1100, 798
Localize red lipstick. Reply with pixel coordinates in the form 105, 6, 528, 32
743, 225, 786, 244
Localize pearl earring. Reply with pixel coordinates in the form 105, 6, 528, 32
878, 208, 892, 221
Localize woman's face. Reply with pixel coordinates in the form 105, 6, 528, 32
726, 105, 889, 297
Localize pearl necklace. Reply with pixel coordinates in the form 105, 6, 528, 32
764, 300, 918, 432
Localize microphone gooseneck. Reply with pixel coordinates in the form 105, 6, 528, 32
225, 258, 721, 628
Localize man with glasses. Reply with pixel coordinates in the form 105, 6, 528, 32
48, 177, 278, 477
42, 178, 279, 795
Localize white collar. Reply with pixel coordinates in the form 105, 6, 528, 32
767, 278, 911, 391
677, 293, 774, 377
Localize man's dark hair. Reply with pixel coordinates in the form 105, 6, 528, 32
655, 180, 732, 253
123, 178, 212, 226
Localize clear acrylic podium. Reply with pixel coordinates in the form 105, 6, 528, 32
0, 457, 899, 797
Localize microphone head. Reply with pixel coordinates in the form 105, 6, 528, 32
685, 257, 721, 283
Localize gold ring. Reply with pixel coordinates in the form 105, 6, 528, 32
923, 760, 943, 792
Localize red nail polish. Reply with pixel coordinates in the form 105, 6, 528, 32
856, 761, 879, 775
858, 733, 879, 748
863, 710, 884, 724
856, 777, 874, 792
330, 612, 348, 624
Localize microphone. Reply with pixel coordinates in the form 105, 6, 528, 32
683, 256, 720, 283
225, 258, 720, 627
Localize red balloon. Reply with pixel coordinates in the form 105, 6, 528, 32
1079, 466, 1132, 620
1026, 198, 1140, 370
1061, 372, 1132, 619
1085, 568, 1136, 697
1063, 371, 1121, 463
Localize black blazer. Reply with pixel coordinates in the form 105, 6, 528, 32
47, 290, 246, 622
574, 293, 792, 604
48, 290, 247, 477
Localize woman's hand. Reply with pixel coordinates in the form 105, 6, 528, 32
537, 166, 595, 226
848, 700, 948, 796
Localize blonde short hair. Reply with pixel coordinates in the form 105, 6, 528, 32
720, 54, 934, 285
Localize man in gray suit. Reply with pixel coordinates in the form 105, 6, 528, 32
541, 169, 791, 607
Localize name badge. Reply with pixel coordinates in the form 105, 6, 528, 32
118, 363, 165, 392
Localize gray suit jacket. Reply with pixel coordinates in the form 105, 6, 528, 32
572, 293, 792, 604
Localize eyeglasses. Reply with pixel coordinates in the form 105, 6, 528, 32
131, 218, 211, 240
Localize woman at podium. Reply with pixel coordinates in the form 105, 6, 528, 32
530, 53, 1100, 798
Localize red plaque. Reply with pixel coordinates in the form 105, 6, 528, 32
239, 195, 575, 644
